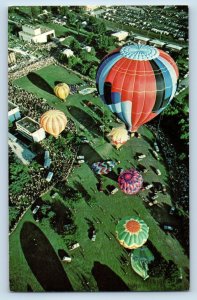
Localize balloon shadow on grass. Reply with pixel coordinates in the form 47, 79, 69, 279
20, 222, 73, 291
78, 143, 118, 182
92, 261, 129, 291
68, 106, 102, 137
54, 81, 63, 86
27, 72, 54, 96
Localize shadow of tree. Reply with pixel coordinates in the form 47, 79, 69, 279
92, 261, 129, 291
73, 181, 91, 201
27, 72, 54, 95
20, 222, 73, 291
68, 106, 102, 137
27, 284, 33, 292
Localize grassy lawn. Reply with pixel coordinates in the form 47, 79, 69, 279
45, 23, 88, 38
10, 64, 189, 292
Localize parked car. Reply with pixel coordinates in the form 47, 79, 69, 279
137, 154, 146, 161
62, 256, 72, 262
163, 225, 174, 232
91, 230, 96, 242
145, 184, 153, 190
69, 243, 80, 250
111, 187, 119, 195
154, 142, 160, 152
152, 150, 160, 160
78, 160, 85, 164
151, 194, 158, 200
77, 156, 84, 160
32, 205, 40, 214
80, 136, 90, 144
156, 169, 161, 176
169, 207, 176, 215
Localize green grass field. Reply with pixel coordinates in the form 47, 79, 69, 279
10, 64, 189, 291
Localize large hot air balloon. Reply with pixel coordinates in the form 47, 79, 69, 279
54, 83, 70, 101
118, 168, 143, 195
40, 110, 67, 138
116, 216, 149, 249
96, 44, 179, 132
108, 127, 129, 149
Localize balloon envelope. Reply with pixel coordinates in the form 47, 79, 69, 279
92, 161, 116, 175
40, 110, 67, 138
96, 44, 179, 132
54, 83, 70, 101
116, 216, 149, 249
131, 246, 154, 280
108, 127, 129, 149
118, 168, 143, 195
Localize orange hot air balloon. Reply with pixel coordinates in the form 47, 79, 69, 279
54, 83, 70, 101
40, 110, 67, 138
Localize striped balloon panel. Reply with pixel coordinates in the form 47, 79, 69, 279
96, 48, 179, 132
116, 216, 149, 249
118, 169, 143, 195
40, 110, 67, 138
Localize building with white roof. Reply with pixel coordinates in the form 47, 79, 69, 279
62, 48, 74, 57
134, 36, 150, 45
111, 31, 129, 41
19, 25, 55, 44
82, 46, 92, 53
16, 117, 46, 142
166, 44, 183, 52
8, 101, 21, 123
149, 39, 166, 48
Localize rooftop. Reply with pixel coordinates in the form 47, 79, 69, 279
8, 101, 18, 111
134, 36, 150, 41
16, 117, 40, 133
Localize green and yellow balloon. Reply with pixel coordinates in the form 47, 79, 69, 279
115, 216, 149, 249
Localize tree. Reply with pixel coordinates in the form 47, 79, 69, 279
67, 56, 82, 68
70, 39, 81, 52
67, 12, 77, 25
89, 66, 97, 79
79, 49, 88, 61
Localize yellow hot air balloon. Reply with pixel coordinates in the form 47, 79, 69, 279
54, 83, 70, 101
108, 127, 129, 149
40, 110, 67, 138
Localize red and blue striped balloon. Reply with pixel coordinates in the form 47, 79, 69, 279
96, 44, 179, 132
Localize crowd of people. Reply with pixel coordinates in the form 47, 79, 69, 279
148, 124, 189, 214
8, 81, 80, 232
9, 83, 51, 122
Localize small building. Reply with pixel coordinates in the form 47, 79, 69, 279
149, 39, 166, 48
82, 46, 92, 53
166, 44, 183, 52
8, 101, 21, 123
111, 31, 129, 41
134, 36, 150, 45
85, 6, 100, 11
8, 134, 36, 165
16, 117, 46, 142
62, 48, 74, 57
19, 24, 55, 44
8, 51, 16, 66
